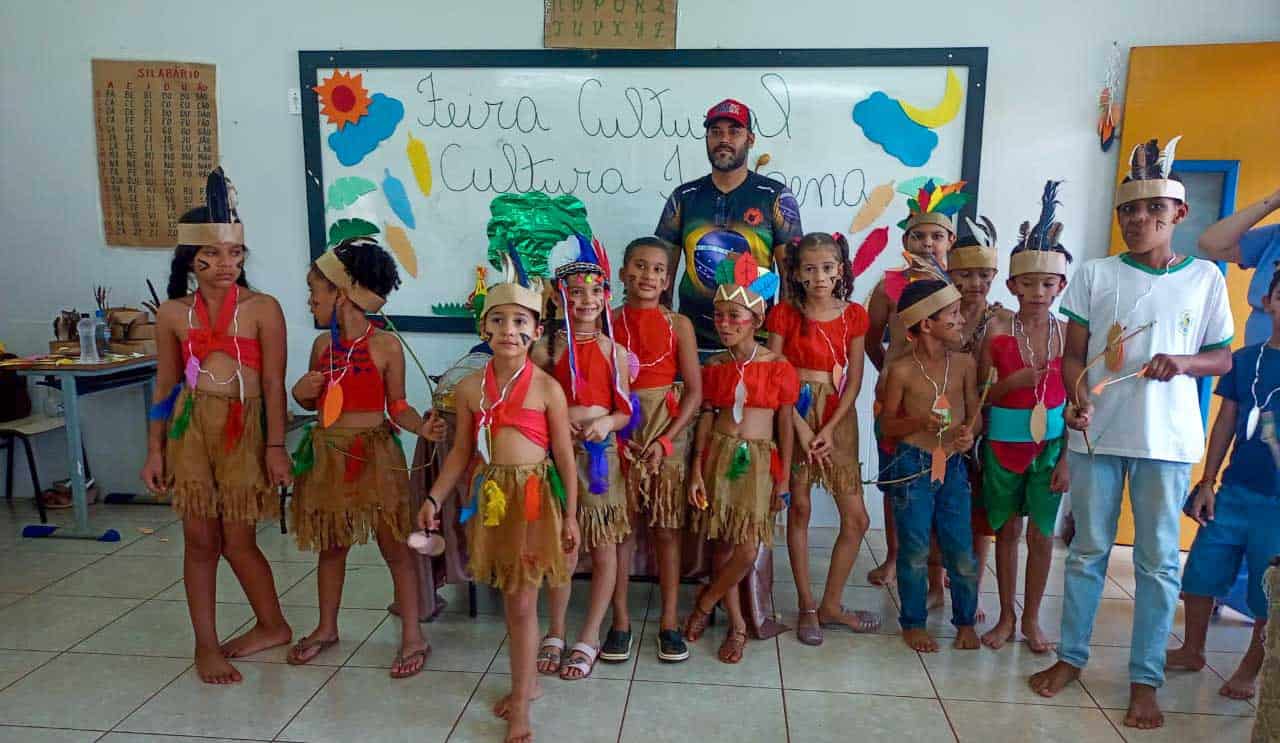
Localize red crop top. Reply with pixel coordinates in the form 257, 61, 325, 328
183, 284, 263, 371
989, 335, 1067, 409
552, 335, 629, 410
702, 358, 800, 410
479, 359, 549, 448
319, 326, 385, 413
612, 306, 678, 389
766, 301, 868, 373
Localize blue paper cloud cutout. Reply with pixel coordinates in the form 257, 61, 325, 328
852, 92, 938, 167
328, 93, 404, 167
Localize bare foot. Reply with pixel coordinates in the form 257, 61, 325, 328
1028, 660, 1080, 698
902, 628, 939, 652
1123, 684, 1163, 729
505, 698, 534, 743
493, 683, 544, 719
1021, 618, 1052, 654
220, 621, 292, 659
868, 559, 896, 586
195, 646, 242, 684
981, 614, 1017, 650
926, 586, 945, 611
954, 626, 980, 650
1164, 645, 1206, 671
1220, 671, 1257, 700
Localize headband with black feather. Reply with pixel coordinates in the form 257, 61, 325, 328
178, 167, 244, 246
949, 215, 999, 271
1010, 180, 1071, 276
1114, 135, 1185, 207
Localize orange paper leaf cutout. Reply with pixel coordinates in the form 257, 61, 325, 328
321, 381, 344, 428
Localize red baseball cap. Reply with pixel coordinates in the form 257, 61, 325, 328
703, 98, 752, 130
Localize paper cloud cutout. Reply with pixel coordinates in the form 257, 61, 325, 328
328, 93, 404, 167
852, 92, 938, 167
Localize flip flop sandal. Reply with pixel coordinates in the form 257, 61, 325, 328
286, 636, 338, 666
599, 628, 633, 663
718, 630, 748, 664
796, 608, 823, 646
820, 606, 882, 634
536, 636, 565, 675
390, 645, 431, 679
559, 642, 599, 681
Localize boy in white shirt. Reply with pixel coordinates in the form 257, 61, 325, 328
1028, 137, 1234, 730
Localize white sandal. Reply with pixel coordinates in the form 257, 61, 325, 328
559, 642, 599, 681
536, 636, 565, 676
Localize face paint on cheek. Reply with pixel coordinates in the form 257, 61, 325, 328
195, 258, 212, 272
519, 333, 532, 347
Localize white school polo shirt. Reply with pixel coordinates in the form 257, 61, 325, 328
1059, 253, 1233, 463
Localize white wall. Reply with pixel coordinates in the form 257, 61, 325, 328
2, 0, 1276, 522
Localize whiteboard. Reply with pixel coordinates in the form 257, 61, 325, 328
299, 49, 987, 331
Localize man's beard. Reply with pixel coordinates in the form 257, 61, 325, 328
708, 146, 747, 172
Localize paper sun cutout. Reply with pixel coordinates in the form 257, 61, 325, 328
313, 71, 372, 130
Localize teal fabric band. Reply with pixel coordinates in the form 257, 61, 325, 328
988, 403, 1065, 443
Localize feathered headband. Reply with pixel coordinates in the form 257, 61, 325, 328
315, 238, 388, 313
713, 252, 780, 316
1114, 136, 1185, 207
547, 234, 629, 407
479, 246, 545, 321
178, 167, 244, 246
898, 179, 971, 233
1011, 180, 1069, 277
949, 216, 999, 271
891, 252, 962, 329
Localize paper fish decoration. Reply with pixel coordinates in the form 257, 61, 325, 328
381, 169, 416, 229
406, 132, 433, 197
849, 181, 895, 234
384, 224, 419, 278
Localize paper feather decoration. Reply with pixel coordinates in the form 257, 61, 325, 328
850, 226, 890, 277
406, 132, 433, 197
849, 181, 895, 233
381, 169, 415, 229
897, 179, 971, 229
962, 216, 998, 248
384, 224, 418, 278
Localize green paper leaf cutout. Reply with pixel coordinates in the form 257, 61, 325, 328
326, 177, 377, 211
327, 218, 379, 248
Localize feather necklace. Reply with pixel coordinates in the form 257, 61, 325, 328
728, 342, 760, 424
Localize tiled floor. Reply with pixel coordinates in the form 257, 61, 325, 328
0, 501, 1260, 742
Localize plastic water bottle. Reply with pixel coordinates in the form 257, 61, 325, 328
94, 309, 109, 356
77, 314, 100, 363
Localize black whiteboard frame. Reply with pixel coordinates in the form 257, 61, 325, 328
299, 47, 989, 333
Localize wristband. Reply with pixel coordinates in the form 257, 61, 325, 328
424, 494, 438, 510
657, 435, 674, 457
388, 398, 412, 417
266, 443, 286, 448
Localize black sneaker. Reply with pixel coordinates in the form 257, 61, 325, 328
599, 628, 633, 663
656, 628, 689, 662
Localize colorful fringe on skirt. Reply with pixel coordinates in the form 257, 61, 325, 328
791, 378, 861, 498
692, 430, 779, 548
465, 461, 569, 592
575, 436, 629, 550
290, 422, 412, 552
621, 385, 690, 530
164, 389, 277, 524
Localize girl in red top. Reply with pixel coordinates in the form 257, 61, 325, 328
140, 168, 293, 685
609, 237, 702, 663
531, 236, 634, 681
417, 251, 579, 743
768, 231, 880, 645
288, 238, 436, 678
685, 253, 798, 663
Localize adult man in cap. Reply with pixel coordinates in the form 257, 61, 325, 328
656, 98, 803, 350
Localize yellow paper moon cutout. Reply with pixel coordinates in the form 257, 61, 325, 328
899, 68, 963, 129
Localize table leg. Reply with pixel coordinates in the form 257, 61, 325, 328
21, 374, 120, 541
104, 378, 163, 506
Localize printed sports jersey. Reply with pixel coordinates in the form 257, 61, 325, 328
655, 172, 802, 348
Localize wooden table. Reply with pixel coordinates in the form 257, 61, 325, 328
8, 355, 157, 541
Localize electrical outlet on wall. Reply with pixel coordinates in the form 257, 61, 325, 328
287, 88, 301, 115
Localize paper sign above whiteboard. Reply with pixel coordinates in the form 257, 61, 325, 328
299, 49, 987, 333
544, 0, 677, 50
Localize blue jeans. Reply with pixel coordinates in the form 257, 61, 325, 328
1181, 483, 1280, 619
891, 444, 979, 630
1059, 452, 1190, 688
